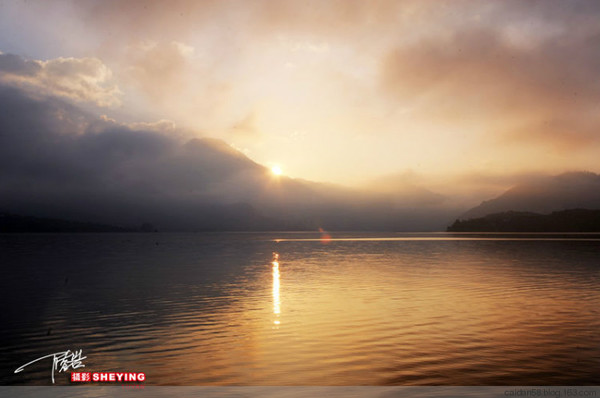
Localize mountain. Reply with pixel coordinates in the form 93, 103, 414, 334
0, 83, 457, 232
448, 209, 600, 232
460, 172, 600, 220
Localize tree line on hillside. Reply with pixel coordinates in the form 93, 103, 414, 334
447, 209, 600, 232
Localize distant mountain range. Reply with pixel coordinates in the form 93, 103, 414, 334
448, 172, 600, 232
460, 172, 600, 220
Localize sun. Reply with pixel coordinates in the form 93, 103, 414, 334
271, 165, 282, 176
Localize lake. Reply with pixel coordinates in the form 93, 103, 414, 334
1, 232, 599, 385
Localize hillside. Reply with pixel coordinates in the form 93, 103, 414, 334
447, 209, 600, 232
461, 172, 600, 219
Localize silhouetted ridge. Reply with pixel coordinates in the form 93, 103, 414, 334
447, 209, 600, 232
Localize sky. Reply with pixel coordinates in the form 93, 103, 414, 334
1, 0, 599, 188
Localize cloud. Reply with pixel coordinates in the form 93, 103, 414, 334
0, 52, 121, 107
379, 13, 600, 152
126, 118, 179, 133
501, 118, 600, 152
111, 39, 239, 132
124, 40, 195, 102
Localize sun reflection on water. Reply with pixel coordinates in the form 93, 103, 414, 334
272, 252, 281, 325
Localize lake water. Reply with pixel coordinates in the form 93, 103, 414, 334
1, 232, 600, 385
